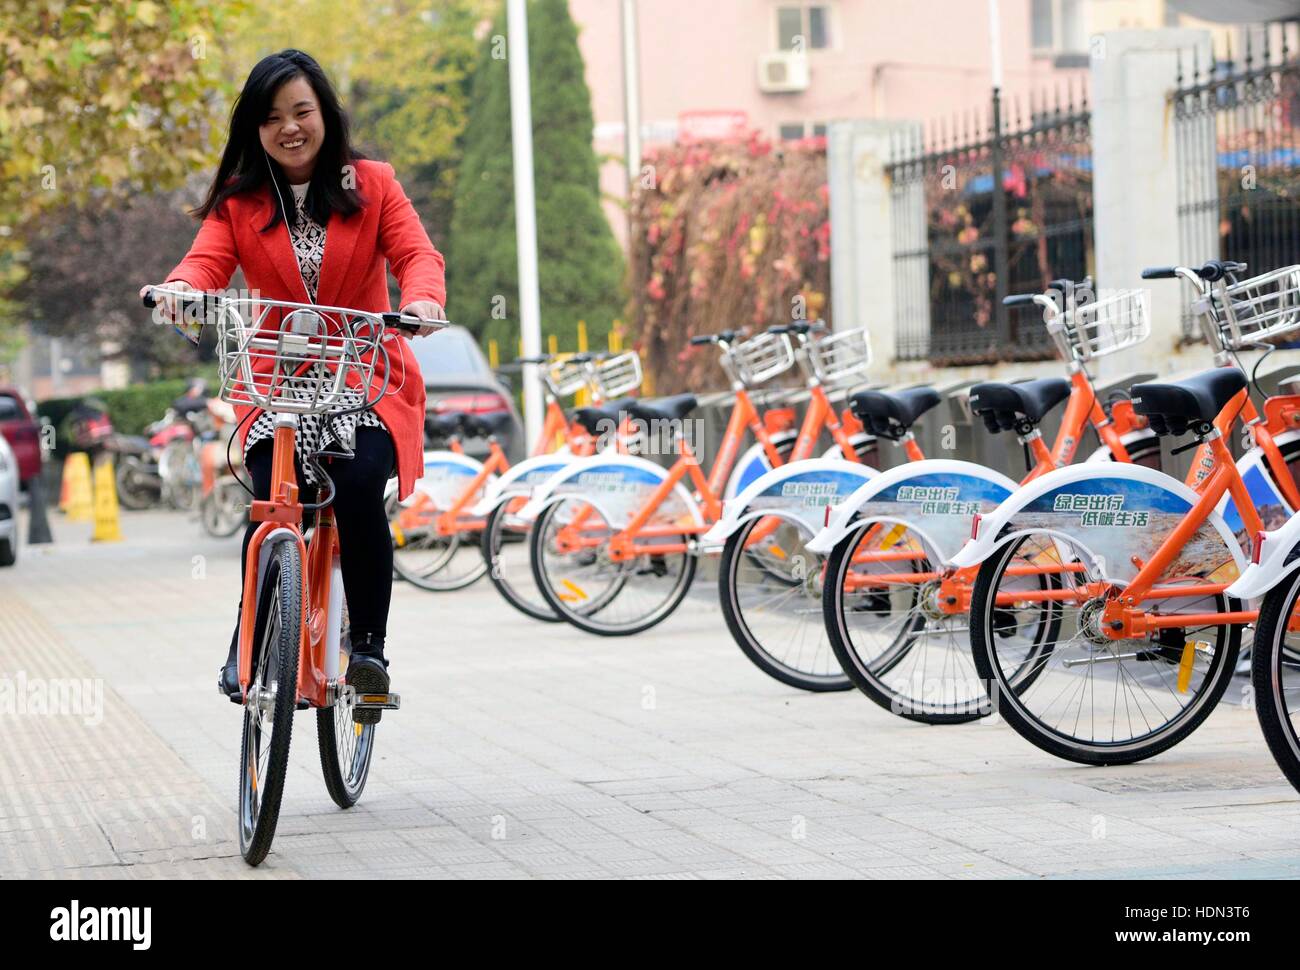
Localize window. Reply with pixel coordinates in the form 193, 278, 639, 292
778, 121, 827, 141
1031, 0, 1087, 56
408, 328, 487, 378
777, 4, 831, 51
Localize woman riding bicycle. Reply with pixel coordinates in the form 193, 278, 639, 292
142, 49, 446, 709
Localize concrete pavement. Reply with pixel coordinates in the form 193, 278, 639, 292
2, 507, 1299, 879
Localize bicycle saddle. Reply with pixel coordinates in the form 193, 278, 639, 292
426, 413, 464, 439
968, 378, 1071, 433
625, 393, 697, 424
570, 399, 634, 436
1130, 368, 1247, 436
849, 386, 941, 439
460, 411, 515, 439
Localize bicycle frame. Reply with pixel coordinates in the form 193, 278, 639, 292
237, 417, 337, 709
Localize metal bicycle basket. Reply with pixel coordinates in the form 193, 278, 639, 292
807, 326, 873, 385
729, 331, 797, 386
214, 296, 387, 414
1059, 288, 1150, 362
1212, 265, 1300, 349
593, 351, 643, 400
542, 356, 592, 399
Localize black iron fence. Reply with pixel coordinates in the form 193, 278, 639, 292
1173, 23, 1300, 341
889, 84, 1093, 365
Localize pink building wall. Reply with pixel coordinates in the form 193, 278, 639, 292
568, 0, 1094, 246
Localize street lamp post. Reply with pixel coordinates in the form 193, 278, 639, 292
506, 0, 544, 447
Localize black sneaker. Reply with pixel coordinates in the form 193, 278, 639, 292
218, 635, 241, 702
347, 655, 390, 725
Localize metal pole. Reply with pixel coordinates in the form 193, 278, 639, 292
990, 87, 1010, 351
987, 0, 1004, 90
620, 0, 642, 188
506, 0, 544, 446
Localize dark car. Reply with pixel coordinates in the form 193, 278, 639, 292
406, 326, 524, 461
0, 386, 43, 485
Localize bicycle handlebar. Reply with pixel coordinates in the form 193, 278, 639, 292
1141, 260, 1248, 283
141, 288, 435, 335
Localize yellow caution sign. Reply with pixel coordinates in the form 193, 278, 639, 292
62, 452, 94, 522
91, 457, 123, 543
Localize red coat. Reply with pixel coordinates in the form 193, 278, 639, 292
166, 159, 445, 500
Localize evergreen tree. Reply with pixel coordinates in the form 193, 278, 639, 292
448, 0, 624, 353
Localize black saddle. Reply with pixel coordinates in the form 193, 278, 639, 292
1131, 368, 1247, 436
460, 410, 514, 438
570, 400, 630, 436
626, 393, 698, 424
425, 412, 463, 439
849, 386, 941, 440
968, 378, 1071, 433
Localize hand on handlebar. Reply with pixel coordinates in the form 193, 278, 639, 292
398, 300, 446, 337
141, 281, 202, 344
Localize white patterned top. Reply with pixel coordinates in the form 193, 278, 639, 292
243, 180, 386, 484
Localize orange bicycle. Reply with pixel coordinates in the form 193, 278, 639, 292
957, 260, 1300, 763
146, 286, 441, 865
812, 282, 1161, 718
518, 323, 875, 637
385, 351, 640, 592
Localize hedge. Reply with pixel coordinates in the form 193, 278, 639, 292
37, 380, 193, 457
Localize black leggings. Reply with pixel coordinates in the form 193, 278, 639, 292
234, 427, 396, 655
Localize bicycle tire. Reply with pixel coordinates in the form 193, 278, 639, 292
317, 620, 376, 809
1251, 564, 1300, 793
969, 530, 1239, 765
238, 539, 301, 865
529, 498, 697, 636
719, 512, 852, 692
481, 499, 561, 622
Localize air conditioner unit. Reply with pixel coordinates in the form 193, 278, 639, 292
757, 51, 809, 94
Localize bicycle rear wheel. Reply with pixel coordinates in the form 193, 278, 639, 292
969, 529, 1239, 765
719, 513, 851, 691
1251, 567, 1300, 793
822, 520, 1006, 722
481, 498, 561, 622
317, 620, 376, 808
239, 539, 301, 866
530, 497, 696, 636
388, 492, 488, 591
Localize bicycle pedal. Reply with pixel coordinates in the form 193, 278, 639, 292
352, 691, 401, 711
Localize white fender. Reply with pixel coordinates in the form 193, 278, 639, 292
806, 459, 1018, 563
1221, 432, 1300, 599
469, 452, 578, 517
401, 450, 493, 512
949, 462, 1247, 587
515, 453, 703, 529
723, 440, 785, 500
701, 457, 879, 548
1228, 515, 1300, 599
1086, 428, 1159, 462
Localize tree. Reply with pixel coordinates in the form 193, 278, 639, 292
448, 0, 624, 352
19, 180, 221, 378
0, 0, 234, 356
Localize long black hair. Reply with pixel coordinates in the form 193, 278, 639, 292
193, 49, 365, 231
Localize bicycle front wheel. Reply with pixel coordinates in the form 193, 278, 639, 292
530, 497, 696, 636
389, 491, 488, 592
239, 539, 302, 866
719, 513, 851, 691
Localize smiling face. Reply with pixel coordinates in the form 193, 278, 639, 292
258, 75, 325, 183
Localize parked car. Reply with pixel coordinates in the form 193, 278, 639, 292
0, 385, 43, 486
0, 432, 18, 566
406, 326, 524, 461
